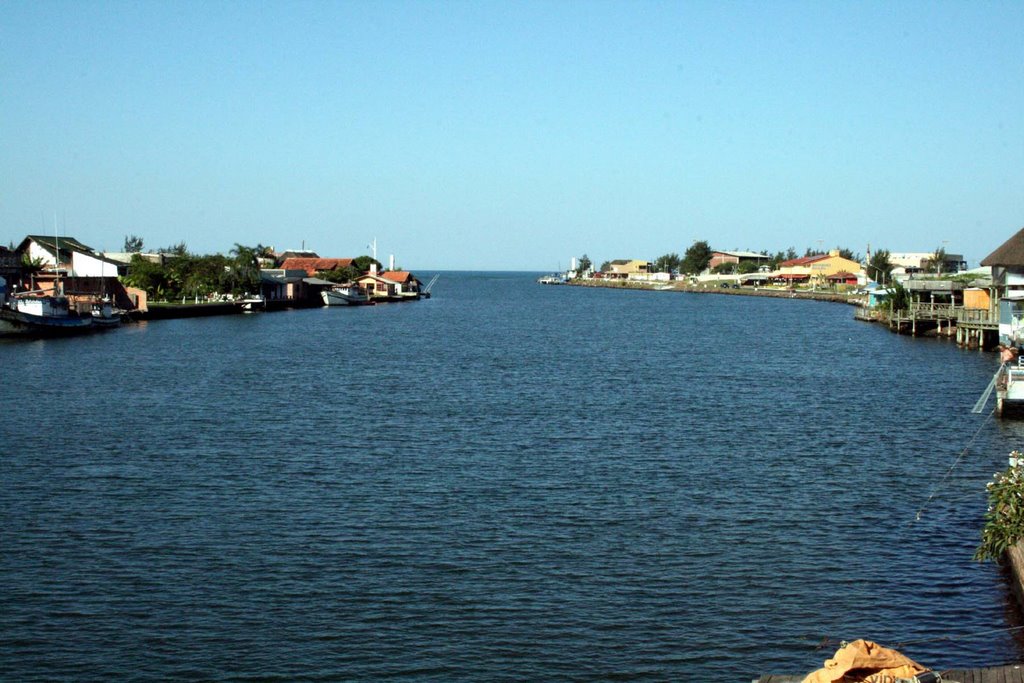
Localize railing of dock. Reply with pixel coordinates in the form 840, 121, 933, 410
906, 302, 958, 319
958, 307, 998, 325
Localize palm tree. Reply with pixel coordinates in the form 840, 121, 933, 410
925, 246, 948, 274
20, 253, 44, 290
867, 249, 893, 285
229, 244, 262, 295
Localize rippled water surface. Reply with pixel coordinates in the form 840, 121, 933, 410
3, 273, 1023, 681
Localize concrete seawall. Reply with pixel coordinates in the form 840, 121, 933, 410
1007, 540, 1024, 612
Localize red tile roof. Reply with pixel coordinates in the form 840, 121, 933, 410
380, 270, 415, 283
779, 254, 828, 267
279, 257, 354, 276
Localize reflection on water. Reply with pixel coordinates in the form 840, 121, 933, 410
1, 273, 1021, 680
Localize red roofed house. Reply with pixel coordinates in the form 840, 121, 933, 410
778, 251, 862, 285
279, 257, 354, 277
354, 272, 397, 299
380, 271, 422, 296
826, 271, 859, 286
354, 270, 423, 300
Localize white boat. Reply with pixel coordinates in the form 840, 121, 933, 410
239, 295, 265, 312
996, 359, 1024, 417
537, 275, 565, 285
321, 284, 371, 306
0, 293, 121, 336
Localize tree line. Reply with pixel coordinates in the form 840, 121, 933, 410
576, 241, 950, 281
118, 236, 383, 301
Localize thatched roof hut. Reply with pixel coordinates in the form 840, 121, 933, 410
982, 227, 1024, 267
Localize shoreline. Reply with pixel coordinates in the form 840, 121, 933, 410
565, 279, 862, 306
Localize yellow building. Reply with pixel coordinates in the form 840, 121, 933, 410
605, 259, 652, 279
779, 251, 863, 282
963, 288, 991, 310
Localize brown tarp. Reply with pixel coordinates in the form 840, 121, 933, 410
801, 639, 927, 683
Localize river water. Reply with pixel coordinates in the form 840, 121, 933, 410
2, 272, 1022, 681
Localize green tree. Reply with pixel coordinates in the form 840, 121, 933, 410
888, 280, 910, 312
577, 254, 592, 274
20, 253, 45, 288
737, 260, 760, 274
599, 260, 611, 273
317, 265, 361, 283
653, 252, 681, 274
680, 240, 713, 275
868, 249, 893, 285
123, 234, 144, 253
352, 255, 383, 273
836, 247, 860, 261
228, 244, 262, 294
712, 262, 736, 274
924, 246, 948, 274
159, 241, 189, 257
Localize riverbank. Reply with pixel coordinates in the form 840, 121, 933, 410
567, 278, 862, 305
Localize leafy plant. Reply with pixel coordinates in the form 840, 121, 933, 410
975, 451, 1024, 562
868, 249, 893, 285
680, 240, 712, 275
123, 234, 144, 252
888, 281, 910, 312
317, 266, 361, 283
653, 252, 680, 274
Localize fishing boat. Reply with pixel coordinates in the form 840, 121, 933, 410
0, 292, 121, 337
537, 274, 565, 285
321, 284, 371, 306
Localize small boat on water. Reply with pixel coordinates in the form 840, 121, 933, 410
0, 293, 121, 337
239, 295, 265, 312
996, 359, 1024, 417
321, 284, 372, 306
537, 274, 565, 285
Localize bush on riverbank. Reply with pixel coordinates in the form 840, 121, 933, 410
976, 451, 1024, 562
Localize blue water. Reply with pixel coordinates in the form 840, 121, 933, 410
2, 272, 1022, 681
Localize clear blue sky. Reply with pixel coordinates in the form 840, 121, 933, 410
2, 1, 1021, 270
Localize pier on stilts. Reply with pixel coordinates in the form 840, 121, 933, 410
856, 302, 999, 350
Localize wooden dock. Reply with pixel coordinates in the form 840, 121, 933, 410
756, 663, 1024, 682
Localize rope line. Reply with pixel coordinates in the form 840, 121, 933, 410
910, 408, 994, 524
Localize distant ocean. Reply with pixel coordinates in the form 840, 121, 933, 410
2, 272, 1022, 681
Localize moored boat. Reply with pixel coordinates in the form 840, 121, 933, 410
995, 359, 1024, 417
0, 293, 121, 337
321, 284, 371, 306
239, 295, 266, 312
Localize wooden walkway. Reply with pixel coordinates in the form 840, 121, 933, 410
756, 664, 1024, 682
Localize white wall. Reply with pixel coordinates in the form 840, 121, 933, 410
72, 251, 120, 277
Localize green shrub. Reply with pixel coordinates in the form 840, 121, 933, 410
976, 451, 1024, 562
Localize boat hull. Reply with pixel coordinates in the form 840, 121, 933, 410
995, 365, 1024, 418
322, 290, 371, 306
0, 308, 119, 337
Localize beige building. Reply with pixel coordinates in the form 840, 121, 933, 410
779, 251, 863, 282
605, 259, 652, 279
